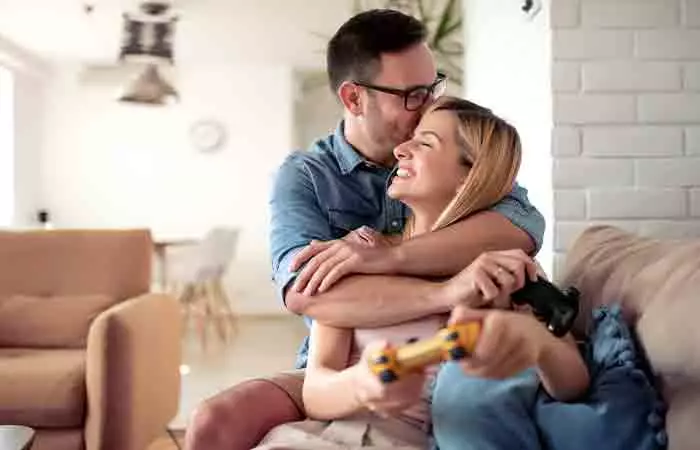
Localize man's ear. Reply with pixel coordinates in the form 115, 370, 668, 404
338, 81, 363, 116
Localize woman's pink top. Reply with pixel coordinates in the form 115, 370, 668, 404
349, 314, 446, 431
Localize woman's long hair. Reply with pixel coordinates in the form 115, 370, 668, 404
406, 97, 522, 237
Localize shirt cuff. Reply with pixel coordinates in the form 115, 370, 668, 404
273, 247, 304, 306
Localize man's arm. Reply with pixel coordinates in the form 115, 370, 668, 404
286, 275, 452, 328
270, 156, 456, 328
389, 183, 544, 278
290, 183, 545, 295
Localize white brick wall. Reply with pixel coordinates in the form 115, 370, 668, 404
553, 30, 634, 59
635, 30, 700, 59
583, 127, 683, 157
684, 63, 700, 90
688, 127, 700, 154
691, 189, 700, 216
552, 126, 581, 156
683, 0, 700, 27
582, 62, 681, 92
554, 94, 636, 124
551, 0, 700, 280
582, 1, 679, 28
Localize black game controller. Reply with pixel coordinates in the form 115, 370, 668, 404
510, 276, 579, 337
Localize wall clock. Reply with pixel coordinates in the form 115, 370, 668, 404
189, 120, 227, 152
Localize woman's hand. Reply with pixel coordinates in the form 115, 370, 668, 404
449, 306, 555, 379
438, 249, 539, 309
291, 227, 399, 295
351, 341, 427, 417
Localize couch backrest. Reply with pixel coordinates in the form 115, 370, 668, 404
562, 226, 700, 450
0, 229, 152, 300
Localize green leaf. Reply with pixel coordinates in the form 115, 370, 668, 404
433, 0, 462, 47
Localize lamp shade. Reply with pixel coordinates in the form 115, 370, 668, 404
118, 64, 178, 105
118, 2, 178, 105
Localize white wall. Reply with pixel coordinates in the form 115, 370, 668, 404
0, 64, 12, 227
0, 34, 47, 228
462, 0, 554, 275
551, 0, 700, 276
41, 63, 294, 315
30, 0, 354, 315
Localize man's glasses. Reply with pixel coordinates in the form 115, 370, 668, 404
354, 72, 448, 111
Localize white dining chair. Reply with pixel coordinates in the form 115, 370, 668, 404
172, 227, 240, 350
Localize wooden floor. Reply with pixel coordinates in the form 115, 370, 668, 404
140, 314, 306, 449
147, 430, 184, 450
171, 314, 307, 429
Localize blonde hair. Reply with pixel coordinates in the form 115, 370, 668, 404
406, 97, 522, 237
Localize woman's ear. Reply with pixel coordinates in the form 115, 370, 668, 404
338, 81, 363, 116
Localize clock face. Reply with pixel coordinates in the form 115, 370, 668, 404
190, 120, 226, 152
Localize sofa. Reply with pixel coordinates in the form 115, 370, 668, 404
560, 225, 700, 450
0, 230, 182, 450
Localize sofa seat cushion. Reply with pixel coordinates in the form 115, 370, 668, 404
0, 294, 116, 348
0, 348, 86, 428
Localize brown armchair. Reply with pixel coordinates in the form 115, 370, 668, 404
0, 230, 182, 450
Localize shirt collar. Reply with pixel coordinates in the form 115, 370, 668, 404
332, 121, 374, 175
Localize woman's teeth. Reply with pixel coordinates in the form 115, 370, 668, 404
396, 168, 411, 178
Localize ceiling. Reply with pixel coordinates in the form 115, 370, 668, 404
0, 0, 349, 67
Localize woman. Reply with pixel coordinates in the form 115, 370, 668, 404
255, 97, 590, 449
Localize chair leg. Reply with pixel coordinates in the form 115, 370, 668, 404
202, 278, 228, 344
197, 281, 210, 352
211, 276, 238, 340
178, 283, 196, 333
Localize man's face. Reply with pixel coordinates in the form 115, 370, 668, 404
360, 43, 438, 159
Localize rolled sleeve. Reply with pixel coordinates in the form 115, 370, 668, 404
269, 154, 334, 306
491, 183, 545, 254
273, 247, 303, 303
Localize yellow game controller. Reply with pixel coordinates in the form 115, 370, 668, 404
367, 322, 481, 383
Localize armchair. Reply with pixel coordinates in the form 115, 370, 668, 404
0, 230, 182, 450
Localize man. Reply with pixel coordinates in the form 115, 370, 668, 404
185, 9, 544, 450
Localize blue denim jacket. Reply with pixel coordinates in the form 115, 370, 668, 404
268, 121, 545, 368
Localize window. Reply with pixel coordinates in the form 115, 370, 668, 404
0, 65, 13, 227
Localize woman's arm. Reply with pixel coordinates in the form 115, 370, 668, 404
451, 305, 590, 402
536, 334, 590, 402
302, 322, 363, 420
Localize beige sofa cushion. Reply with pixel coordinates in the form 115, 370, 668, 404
561, 225, 700, 380
561, 225, 700, 450
0, 348, 86, 428
0, 294, 116, 348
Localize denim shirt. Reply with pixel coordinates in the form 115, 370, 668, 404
269, 121, 545, 369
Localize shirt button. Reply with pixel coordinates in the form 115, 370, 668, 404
391, 220, 399, 228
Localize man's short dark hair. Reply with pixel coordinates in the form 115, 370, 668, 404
326, 9, 427, 93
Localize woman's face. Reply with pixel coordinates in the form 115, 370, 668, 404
387, 109, 471, 207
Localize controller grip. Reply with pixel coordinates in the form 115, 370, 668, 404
368, 322, 481, 384
511, 276, 579, 337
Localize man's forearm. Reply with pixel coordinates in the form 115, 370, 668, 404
285, 274, 456, 328
392, 211, 534, 278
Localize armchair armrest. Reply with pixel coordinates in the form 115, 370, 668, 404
84, 293, 182, 450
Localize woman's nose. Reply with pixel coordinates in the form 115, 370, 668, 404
393, 141, 412, 160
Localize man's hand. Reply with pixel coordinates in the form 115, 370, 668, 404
437, 249, 539, 310
351, 341, 427, 417
291, 227, 399, 295
449, 306, 555, 379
